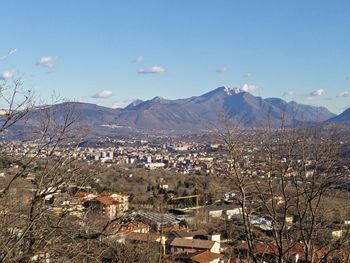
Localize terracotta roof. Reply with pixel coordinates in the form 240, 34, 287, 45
163, 225, 182, 233
190, 251, 223, 263
170, 237, 215, 250
237, 242, 294, 257
94, 196, 121, 206
237, 241, 349, 262
255, 243, 276, 254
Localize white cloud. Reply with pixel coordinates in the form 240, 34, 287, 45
111, 99, 134, 108
8, 48, 17, 56
243, 72, 252, 78
36, 56, 57, 68
309, 89, 325, 97
241, 83, 257, 93
216, 67, 227, 73
132, 55, 144, 63
0, 70, 15, 81
138, 66, 165, 74
0, 48, 17, 61
111, 102, 125, 108
91, 90, 113, 99
282, 91, 295, 98
337, 91, 350, 98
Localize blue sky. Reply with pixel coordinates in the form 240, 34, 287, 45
0, 1, 349, 113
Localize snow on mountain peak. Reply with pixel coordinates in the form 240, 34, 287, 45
223, 86, 242, 95
223, 84, 257, 95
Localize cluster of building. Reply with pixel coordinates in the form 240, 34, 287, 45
81, 142, 217, 175
50, 191, 129, 220
4, 137, 350, 181
40, 184, 348, 263
2, 139, 219, 175
101, 210, 225, 263
2, 136, 350, 262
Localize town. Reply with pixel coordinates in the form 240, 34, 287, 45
1, 1, 350, 262
1, 128, 349, 262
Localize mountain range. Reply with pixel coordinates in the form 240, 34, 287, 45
6, 86, 350, 136
327, 108, 350, 123
110, 87, 336, 132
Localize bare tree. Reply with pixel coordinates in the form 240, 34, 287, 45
216, 112, 349, 263
0, 80, 168, 262
214, 114, 260, 263
0, 79, 96, 261
0, 78, 34, 134
0, 100, 87, 261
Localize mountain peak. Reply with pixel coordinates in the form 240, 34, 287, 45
125, 99, 143, 110
14, 87, 339, 136
327, 107, 350, 123
223, 86, 243, 95
199, 86, 245, 100
151, 96, 165, 102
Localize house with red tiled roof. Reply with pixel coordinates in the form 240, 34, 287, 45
103, 220, 150, 241
190, 251, 224, 263
83, 192, 128, 220
236, 241, 350, 263
170, 237, 220, 255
